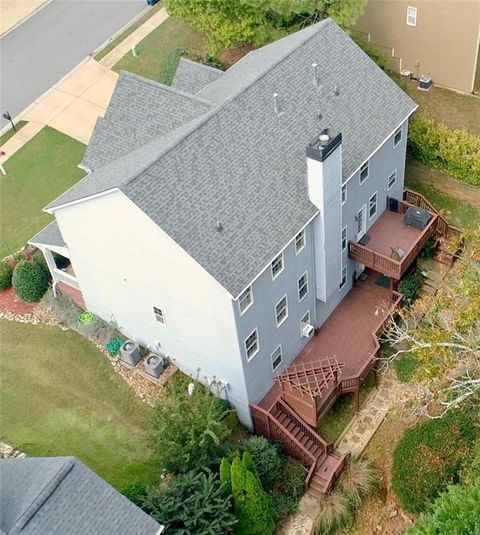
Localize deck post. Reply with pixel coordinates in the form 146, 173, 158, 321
354, 388, 360, 413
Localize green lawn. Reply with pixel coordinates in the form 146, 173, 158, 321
0, 320, 155, 489
0, 127, 85, 258
113, 17, 205, 81
94, 3, 165, 61
0, 121, 27, 146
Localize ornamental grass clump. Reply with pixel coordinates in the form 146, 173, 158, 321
315, 491, 352, 535
338, 458, 379, 508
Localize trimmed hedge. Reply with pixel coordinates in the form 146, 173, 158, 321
391, 408, 480, 513
408, 114, 480, 187
12, 260, 48, 302
0, 262, 13, 290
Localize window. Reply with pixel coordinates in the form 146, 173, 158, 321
275, 296, 288, 326
271, 345, 283, 371
295, 230, 306, 254
369, 192, 378, 219
341, 183, 347, 205
153, 306, 166, 325
245, 329, 259, 360
394, 128, 402, 147
406, 6, 417, 26
339, 265, 347, 290
298, 272, 308, 301
360, 161, 369, 184
388, 170, 397, 190
239, 286, 253, 314
271, 253, 284, 279
341, 226, 347, 251
300, 311, 311, 334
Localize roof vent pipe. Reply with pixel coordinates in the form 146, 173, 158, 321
311, 63, 320, 88
273, 93, 283, 116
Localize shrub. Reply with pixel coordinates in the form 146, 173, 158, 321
391, 407, 480, 513
104, 336, 124, 357
460, 440, 480, 486
394, 352, 420, 383
0, 262, 13, 290
398, 270, 424, 305
159, 48, 184, 86
406, 480, 480, 535
271, 457, 305, 518
32, 250, 50, 278
148, 380, 230, 474
315, 491, 352, 535
12, 260, 48, 302
419, 239, 435, 259
338, 458, 379, 508
352, 37, 390, 71
408, 114, 480, 187
143, 471, 236, 535
237, 436, 283, 489
122, 483, 148, 507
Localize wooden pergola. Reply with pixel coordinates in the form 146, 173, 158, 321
275, 357, 345, 400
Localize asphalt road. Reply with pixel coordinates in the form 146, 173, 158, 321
0, 0, 145, 128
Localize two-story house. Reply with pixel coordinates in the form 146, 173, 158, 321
30, 19, 459, 496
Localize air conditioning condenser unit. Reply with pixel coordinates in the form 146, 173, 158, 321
302, 323, 314, 338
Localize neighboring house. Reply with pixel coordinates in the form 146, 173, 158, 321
29, 19, 461, 496
353, 0, 480, 93
0, 457, 163, 534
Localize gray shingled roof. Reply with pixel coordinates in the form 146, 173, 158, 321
82, 71, 212, 170
29, 221, 65, 248
171, 57, 223, 94
0, 457, 163, 535
48, 19, 416, 297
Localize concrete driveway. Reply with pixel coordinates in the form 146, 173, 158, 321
0, 0, 145, 128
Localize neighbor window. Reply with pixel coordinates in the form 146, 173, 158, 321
369, 192, 378, 219
388, 170, 397, 190
295, 230, 306, 253
341, 183, 347, 205
275, 296, 288, 326
153, 306, 166, 325
360, 161, 369, 184
271, 253, 284, 279
300, 311, 311, 335
239, 286, 253, 314
406, 6, 417, 26
394, 127, 402, 147
298, 272, 308, 301
339, 265, 347, 290
245, 329, 259, 360
271, 345, 283, 371
341, 226, 347, 252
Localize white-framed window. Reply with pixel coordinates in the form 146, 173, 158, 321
369, 192, 378, 219
406, 6, 417, 26
245, 329, 259, 360
339, 265, 347, 290
341, 226, 347, 252
298, 272, 308, 301
300, 311, 311, 335
295, 230, 306, 254
153, 306, 166, 325
271, 252, 284, 280
394, 127, 402, 147
238, 286, 253, 315
271, 345, 283, 371
388, 170, 397, 190
341, 183, 347, 205
359, 161, 369, 184
275, 296, 288, 327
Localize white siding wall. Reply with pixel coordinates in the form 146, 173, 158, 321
54, 191, 251, 424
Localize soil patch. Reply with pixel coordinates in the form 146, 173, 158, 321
0, 287, 36, 315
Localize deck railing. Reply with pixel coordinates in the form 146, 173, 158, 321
53, 268, 80, 290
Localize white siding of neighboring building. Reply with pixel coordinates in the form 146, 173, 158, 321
53, 191, 251, 424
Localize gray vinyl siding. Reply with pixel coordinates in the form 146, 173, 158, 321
233, 224, 316, 405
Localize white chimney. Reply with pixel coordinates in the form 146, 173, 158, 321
306, 129, 343, 302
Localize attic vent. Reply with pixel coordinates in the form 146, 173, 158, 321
273, 93, 284, 116
311, 62, 320, 88
319, 134, 330, 144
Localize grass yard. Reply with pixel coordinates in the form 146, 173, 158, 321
113, 17, 206, 82
0, 121, 27, 146
0, 127, 85, 259
0, 320, 155, 489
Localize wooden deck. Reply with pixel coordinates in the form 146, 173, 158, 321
259, 271, 394, 411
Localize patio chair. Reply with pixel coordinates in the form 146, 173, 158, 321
390, 246, 406, 261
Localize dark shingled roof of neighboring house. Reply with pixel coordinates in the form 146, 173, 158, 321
0, 457, 163, 535
171, 57, 223, 94
46, 19, 416, 297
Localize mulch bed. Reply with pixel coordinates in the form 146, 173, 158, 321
0, 287, 36, 315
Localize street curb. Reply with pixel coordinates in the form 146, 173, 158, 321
0, 0, 53, 39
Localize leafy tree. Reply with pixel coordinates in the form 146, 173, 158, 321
148, 379, 230, 474
143, 471, 236, 534
406, 480, 480, 535
164, 0, 367, 55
